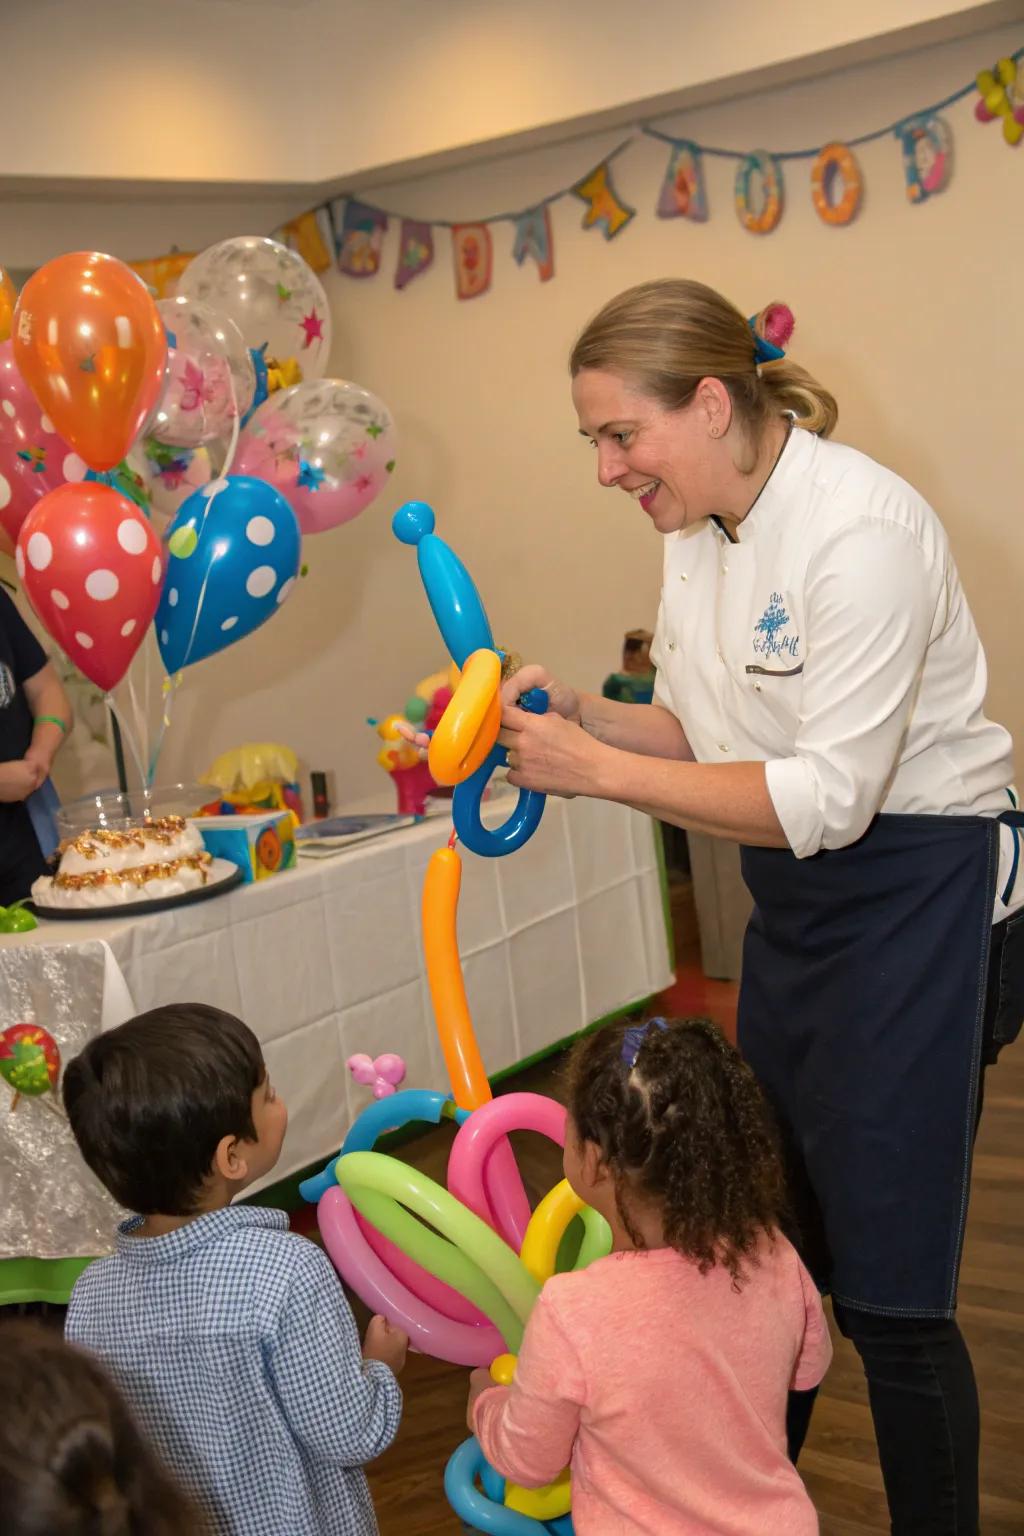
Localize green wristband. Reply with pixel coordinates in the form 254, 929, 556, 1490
35, 715, 68, 735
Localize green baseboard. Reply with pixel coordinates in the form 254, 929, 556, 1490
0, 1254, 94, 1307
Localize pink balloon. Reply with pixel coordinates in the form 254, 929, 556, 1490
317, 1186, 503, 1368
448, 1094, 567, 1250
235, 379, 396, 536
480, 1140, 533, 1252
358, 1215, 493, 1326
0, 340, 78, 548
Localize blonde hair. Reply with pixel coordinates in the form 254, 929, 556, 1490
570, 279, 837, 439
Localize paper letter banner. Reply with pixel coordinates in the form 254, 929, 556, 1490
451, 224, 493, 300
129, 252, 196, 299
277, 209, 333, 273
572, 163, 635, 239
395, 220, 435, 290
896, 115, 953, 204
511, 206, 554, 281
334, 200, 388, 277
655, 143, 708, 221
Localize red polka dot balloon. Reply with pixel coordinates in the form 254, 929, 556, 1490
15, 481, 164, 692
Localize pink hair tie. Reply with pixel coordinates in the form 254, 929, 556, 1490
748, 303, 795, 367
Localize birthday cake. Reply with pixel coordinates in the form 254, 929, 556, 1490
31, 816, 213, 909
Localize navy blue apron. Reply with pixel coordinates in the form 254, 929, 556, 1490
738, 809, 1024, 1319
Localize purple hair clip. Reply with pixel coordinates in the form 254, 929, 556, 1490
621, 1016, 669, 1071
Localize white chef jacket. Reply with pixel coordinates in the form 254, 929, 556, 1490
650, 426, 1022, 919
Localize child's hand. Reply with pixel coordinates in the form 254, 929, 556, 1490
466, 1366, 494, 1430
363, 1314, 409, 1375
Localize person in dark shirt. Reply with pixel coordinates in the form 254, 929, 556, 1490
0, 585, 72, 904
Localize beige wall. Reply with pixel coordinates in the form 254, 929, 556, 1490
3, 0, 1015, 187
45, 21, 1024, 809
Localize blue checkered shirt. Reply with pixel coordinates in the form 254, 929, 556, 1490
65, 1206, 401, 1535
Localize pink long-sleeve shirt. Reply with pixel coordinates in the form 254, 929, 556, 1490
474, 1235, 831, 1535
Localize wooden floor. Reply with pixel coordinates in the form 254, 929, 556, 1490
360, 879, 1024, 1534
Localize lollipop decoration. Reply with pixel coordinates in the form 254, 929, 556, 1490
0, 1023, 61, 1111
392, 500, 548, 859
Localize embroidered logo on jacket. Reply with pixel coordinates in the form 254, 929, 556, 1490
753, 592, 800, 661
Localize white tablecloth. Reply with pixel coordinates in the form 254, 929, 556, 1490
0, 794, 672, 1254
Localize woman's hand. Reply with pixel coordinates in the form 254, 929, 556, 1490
394, 661, 582, 758
500, 663, 580, 724
0, 758, 45, 803
501, 708, 608, 799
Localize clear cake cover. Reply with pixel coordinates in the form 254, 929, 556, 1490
56, 783, 209, 841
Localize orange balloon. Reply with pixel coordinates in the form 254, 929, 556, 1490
422, 846, 492, 1110
12, 251, 167, 472
427, 649, 502, 787
0, 267, 15, 344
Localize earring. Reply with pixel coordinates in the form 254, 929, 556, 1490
710, 427, 720, 438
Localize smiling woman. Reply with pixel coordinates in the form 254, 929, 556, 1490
494, 275, 1024, 1536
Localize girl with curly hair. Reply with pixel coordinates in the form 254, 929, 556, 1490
468, 1017, 831, 1534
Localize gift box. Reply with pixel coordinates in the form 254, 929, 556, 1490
195, 812, 296, 882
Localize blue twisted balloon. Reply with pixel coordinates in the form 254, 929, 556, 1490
393, 500, 548, 857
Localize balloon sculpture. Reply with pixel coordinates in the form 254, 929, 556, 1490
304, 508, 603, 1532
392, 500, 548, 859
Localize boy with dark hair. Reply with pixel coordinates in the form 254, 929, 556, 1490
63, 1003, 406, 1536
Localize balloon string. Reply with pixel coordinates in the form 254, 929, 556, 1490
126, 666, 148, 786
178, 372, 240, 671
220, 372, 242, 478
141, 628, 154, 781
104, 694, 147, 793
147, 671, 182, 785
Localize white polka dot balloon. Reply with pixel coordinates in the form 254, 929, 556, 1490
14, 481, 163, 692
154, 474, 301, 673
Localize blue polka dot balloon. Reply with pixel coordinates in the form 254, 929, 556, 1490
155, 476, 301, 673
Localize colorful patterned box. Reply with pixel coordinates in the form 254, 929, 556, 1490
193, 812, 296, 883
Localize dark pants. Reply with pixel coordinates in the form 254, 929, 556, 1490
787, 1312, 979, 1534
784, 911, 1024, 1534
